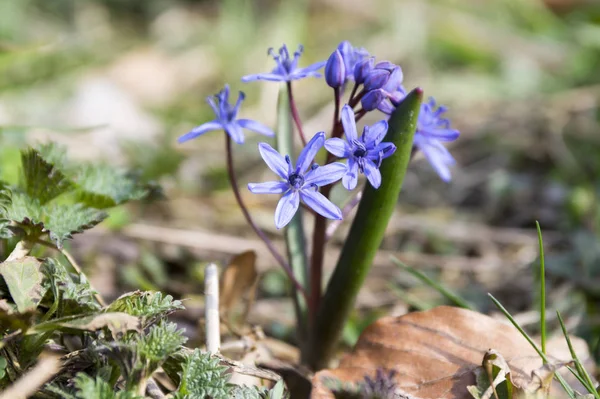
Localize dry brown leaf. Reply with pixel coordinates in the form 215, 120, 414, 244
219, 250, 258, 329
312, 306, 592, 399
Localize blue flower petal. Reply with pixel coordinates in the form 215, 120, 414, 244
418, 126, 460, 142
299, 190, 342, 221
363, 158, 382, 188
178, 121, 222, 143
414, 136, 455, 182
342, 158, 359, 190
367, 142, 396, 160
297, 60, 327, 74
341, 105, 357, 142
248, 181, 289, 194
225, 123, 245, 144
275, 190, 300, 229
304, 162, 346, 187
324, 138, 350, 158
241, 73, 287, 83
296, 132, 325, 173
363, 120, 388, 146
258, 143, 289, 179
238, 119, 275, 136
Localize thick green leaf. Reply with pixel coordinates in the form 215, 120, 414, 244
0, 256, 45, 312
20, 148, 71, 204
74, 164, 149, 209
175, 349, 231, 398
44, 203, 107, 247
308, 88, 423, 369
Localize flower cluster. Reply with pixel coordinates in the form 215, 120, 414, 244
178, 41, 459, 228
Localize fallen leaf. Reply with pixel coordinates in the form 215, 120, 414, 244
29, 312, 140, 338
312, 306, 592, 399
219, 250, 258, 329
0, 257, 45, 313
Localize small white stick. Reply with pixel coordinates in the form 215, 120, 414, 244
205, 263, 220, 354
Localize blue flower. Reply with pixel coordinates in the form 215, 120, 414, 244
178, 85, 274, 145
241, 45, 326, 83
360, 61, 403, 112
248, 132, 345, 229
325, 105, 396, 190
336, 41, 369, 83
414, 97, 460, 182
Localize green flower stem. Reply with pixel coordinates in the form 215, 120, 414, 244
278, 85, 309, 340
305, 88, 423, 369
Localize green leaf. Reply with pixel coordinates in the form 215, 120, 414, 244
41, 258, 101, 317
137, 321, 187, 366
74, 164, 149, 209
231, 385, 269, 399
20, 148, 71, 204
2, 192, 44, 227
175, 349, 231, 399
30, 312, 140, 337
73, 374, 143, 399
106, 291, 184, 328
308, 88, 423, 369
44, 203, 107, 247
0, 256, 45, 312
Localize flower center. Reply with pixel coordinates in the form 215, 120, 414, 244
288, 172, 304, 189
352, 140, 367, 158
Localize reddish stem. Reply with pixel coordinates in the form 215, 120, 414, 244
287, 82, 307, 146
225, 134, 307, 299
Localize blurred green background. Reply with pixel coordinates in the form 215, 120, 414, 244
1, 0, 600, 359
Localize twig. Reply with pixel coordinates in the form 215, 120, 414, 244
205, 263, 220, 354
0, 354, 61, 399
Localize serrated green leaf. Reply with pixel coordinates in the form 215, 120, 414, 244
35, 142, 70, 173
44, 203, 107, 247
106, 291, 184, 327
0, 256, 45, 312
73, 373, 143, 399
231, 385, 269, 399
137, 321, 187, 365
20, 148, 71, 204
42, 258, 101, 317
3, 192, 44, 227
175, 349, 231, 399
74, 164, 149, 209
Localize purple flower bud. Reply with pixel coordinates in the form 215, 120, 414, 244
364, 62, 403, 93
325, 49, 346, 88
354, 57, 374, 84
361, 89, 385, 111
335, 40, 369, 82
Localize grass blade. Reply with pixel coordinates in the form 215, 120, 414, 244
391, 256, 474, 310
488, 293, 576, 399
536, 221, 547, 357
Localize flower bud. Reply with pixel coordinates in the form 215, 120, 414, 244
325, 49, 346, 88
353, 57, 374, 84
364, 62, 403, 92
361, 89, 385, 111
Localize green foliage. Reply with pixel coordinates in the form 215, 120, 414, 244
173, 349, 231, 399
106, 291, 184, 328
72, 374, 143, 399
137, 321, 187, 366
0, 256, 45, 312
20, 148, 71, 205
41, 258, 101, 317
74, 164, 150, 209
44, 204, 107, 248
